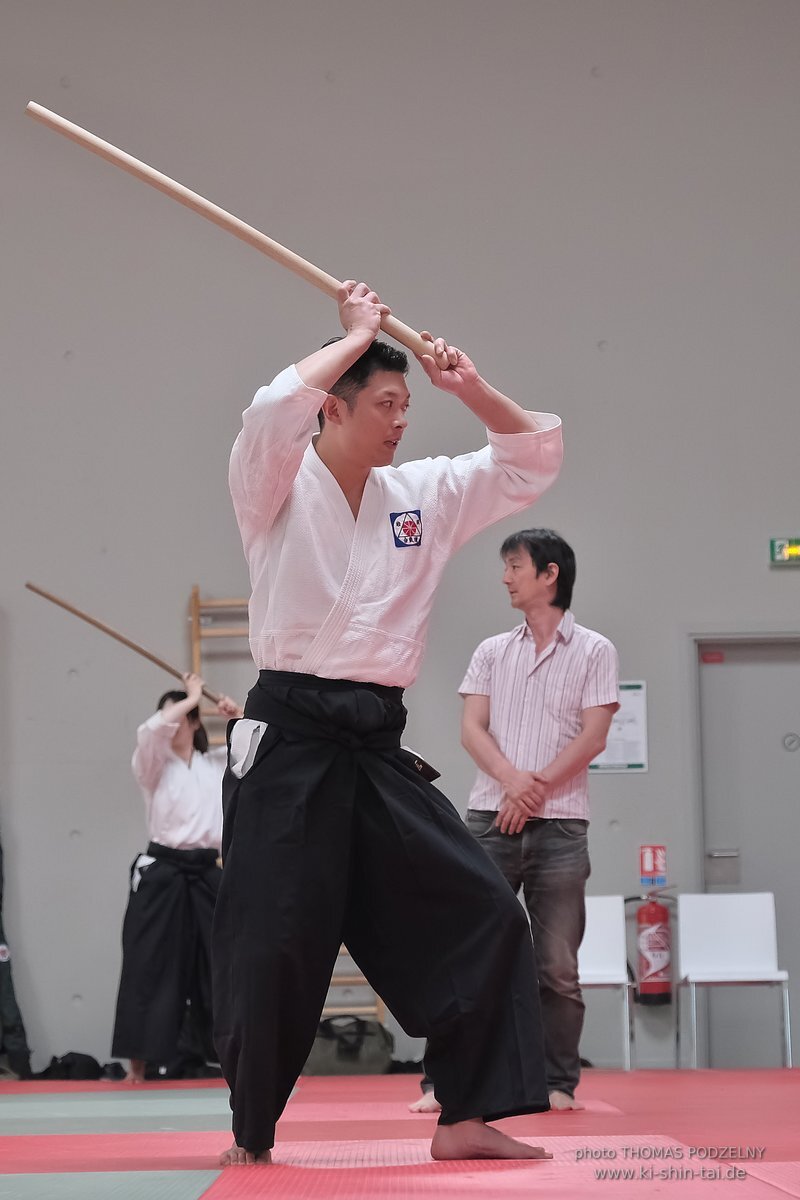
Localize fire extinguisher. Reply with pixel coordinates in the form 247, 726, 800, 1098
636, 894, 672, 1005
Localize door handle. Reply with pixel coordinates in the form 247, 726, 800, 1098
705, 849, 740, 858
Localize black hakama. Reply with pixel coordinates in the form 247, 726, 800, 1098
112, 842, 220, 1066
212, 669, 549, 1156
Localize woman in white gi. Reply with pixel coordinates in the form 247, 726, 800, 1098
213, 282, 564, 1163
112, 673, 241, 1083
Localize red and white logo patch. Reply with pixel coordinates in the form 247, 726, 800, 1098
390, 509, 423, 547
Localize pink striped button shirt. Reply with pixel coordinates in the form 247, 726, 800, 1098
459, 611, 620, 820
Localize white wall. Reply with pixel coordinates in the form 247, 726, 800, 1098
2, 0, 799, 1070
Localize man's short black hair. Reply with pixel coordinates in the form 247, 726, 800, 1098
318, 337, 408, 427
500, 528, 576, 610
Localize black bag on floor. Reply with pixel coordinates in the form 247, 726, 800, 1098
302, 1016, 394, 1076
35, 1052, 102, 1080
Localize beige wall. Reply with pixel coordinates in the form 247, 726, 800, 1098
2, 0, 799, 1069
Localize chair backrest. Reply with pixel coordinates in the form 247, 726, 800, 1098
578, 895, 628, 984
677, 892, 780, 977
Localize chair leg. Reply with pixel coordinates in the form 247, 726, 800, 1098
780, 981, 793, 1068
689, 982, 699, 1069
621, 984, 632, 1070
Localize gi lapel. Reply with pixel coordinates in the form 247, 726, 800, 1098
296, 472, 383, 676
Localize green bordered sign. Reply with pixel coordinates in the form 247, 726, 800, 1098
589, 681, 648, 773
770, 539, 800, 566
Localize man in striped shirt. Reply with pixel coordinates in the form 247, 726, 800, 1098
460, 529, 619, 1110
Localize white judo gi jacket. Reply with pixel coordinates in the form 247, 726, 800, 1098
230, 365, 563, 689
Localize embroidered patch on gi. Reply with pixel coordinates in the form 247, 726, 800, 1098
390, 509, 423, 547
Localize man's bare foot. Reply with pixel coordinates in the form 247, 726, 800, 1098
409, 1090, 442, 1113
431, 1119, 551, 1161
124, 1059, 146, 1084
548, 1089, 583, 1111
219, 1144, 272, 1166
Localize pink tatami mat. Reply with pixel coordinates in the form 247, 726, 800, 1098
0, 1130, 225, 1174
278, 1097, 621, 1123
204, 1136, 793, 1200
2, 1070, 798, 1198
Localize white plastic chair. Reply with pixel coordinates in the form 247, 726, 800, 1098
676, 892, 793, 1068
578, 895, 634, 1070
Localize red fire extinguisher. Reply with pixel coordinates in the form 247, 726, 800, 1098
636, 895, 672, 1005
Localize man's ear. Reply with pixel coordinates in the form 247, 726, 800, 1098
321, 393, 346, 426
545, 562, 560, 585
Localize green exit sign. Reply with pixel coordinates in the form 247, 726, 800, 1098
770, 539, 800, 566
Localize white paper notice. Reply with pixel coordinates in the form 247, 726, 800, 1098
590, 681, 648, 773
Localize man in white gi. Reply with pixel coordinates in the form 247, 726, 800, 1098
212, 282, 564, 1164
113, 673, 242, 1083
461, 529, 620, 1110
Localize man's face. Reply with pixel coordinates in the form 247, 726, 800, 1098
338, 370, 410, 467
502, 548, 557, 610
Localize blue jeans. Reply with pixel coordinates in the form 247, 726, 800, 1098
466, 811, 590, 1096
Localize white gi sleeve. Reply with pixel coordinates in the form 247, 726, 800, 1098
229, 364, 327, 551
131, 711, 180, 794
428, 416, 564, 553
